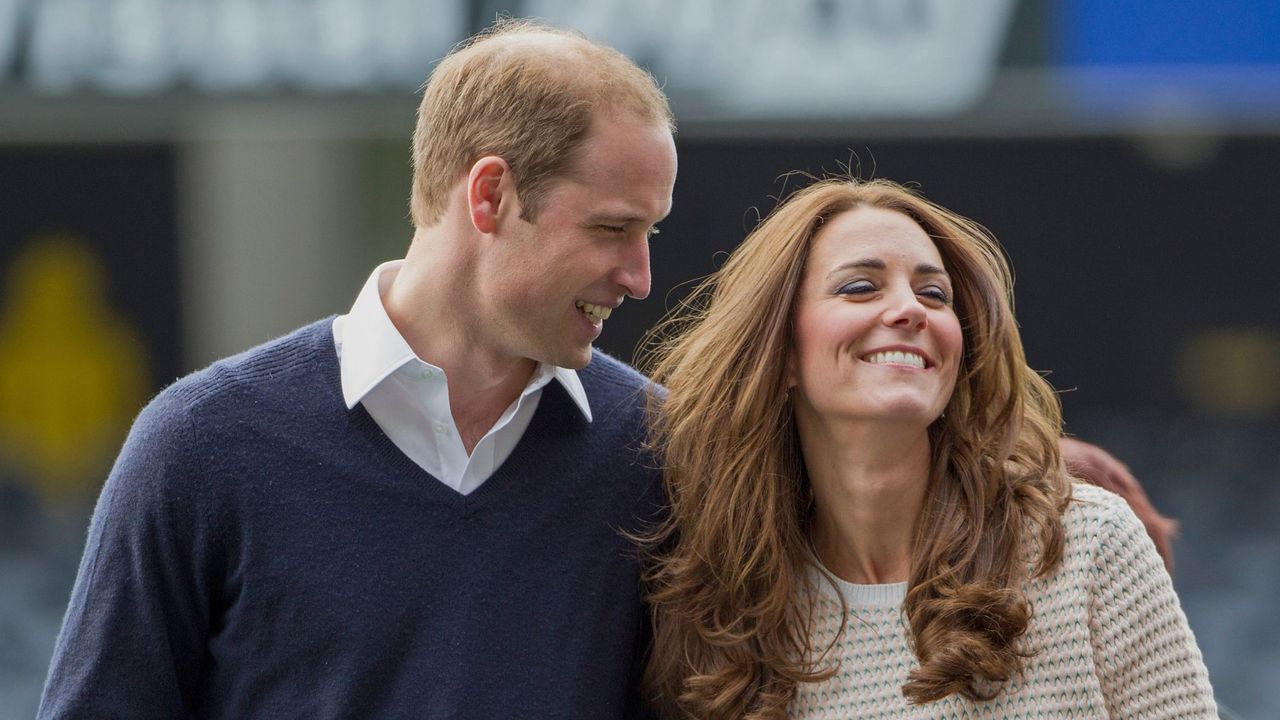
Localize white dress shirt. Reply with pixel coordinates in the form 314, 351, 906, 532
332, 261, 592, 495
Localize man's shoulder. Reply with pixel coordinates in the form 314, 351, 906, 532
581, 348, 653, 393
100, 319, 343, 515
150, 318, 338, 424
578, 348, 662, 415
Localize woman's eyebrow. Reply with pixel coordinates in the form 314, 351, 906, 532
825, 259, 950, 279
826, 258, 884, 279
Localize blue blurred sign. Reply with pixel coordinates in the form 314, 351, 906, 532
1055, 0, 1280, 118
1059, 0, 1280, 66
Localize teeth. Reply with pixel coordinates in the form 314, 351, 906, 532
575, 301, 613, 323
865, 350, 925, 369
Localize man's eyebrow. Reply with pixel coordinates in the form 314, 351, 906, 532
588, 211, 669, 225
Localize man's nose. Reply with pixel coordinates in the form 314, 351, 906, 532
616, 235, 651, 300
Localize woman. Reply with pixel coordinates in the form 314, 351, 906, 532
640, 178, 1215, 718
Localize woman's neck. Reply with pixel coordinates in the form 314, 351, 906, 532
800, 419, 932, 585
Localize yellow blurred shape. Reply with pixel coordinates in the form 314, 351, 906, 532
0, 235, 148, 506
1176, 328, 1280, 417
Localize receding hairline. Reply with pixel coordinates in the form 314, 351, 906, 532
443, 25, 673, 128
454, 25, 589, 63
445, 25, 625, 90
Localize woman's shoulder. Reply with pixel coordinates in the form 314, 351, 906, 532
1065, 481, 1135, 520
1021, 482, 1163, 619
1064, 482, 1143, 529
1059, 482, 1159, 573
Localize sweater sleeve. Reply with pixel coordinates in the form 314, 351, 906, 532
1085, 491, 1217, 719
38, 389, 220, 719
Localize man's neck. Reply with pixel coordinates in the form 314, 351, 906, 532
383, 226, 538, 454
445, 357, 538, 454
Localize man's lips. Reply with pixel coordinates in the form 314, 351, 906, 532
575, 301, 615, 323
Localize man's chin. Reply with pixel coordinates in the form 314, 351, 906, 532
562, 345, 594, 370
536, 342, 594, 371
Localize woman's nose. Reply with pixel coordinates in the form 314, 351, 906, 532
881, 291, 928, 331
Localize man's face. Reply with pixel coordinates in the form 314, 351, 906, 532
481, 112, 677, 369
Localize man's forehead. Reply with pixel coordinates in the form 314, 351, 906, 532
558, 163, 674, 215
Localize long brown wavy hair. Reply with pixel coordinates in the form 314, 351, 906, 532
638, 177, 1071, 718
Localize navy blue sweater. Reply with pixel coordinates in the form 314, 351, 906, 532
40, 320, 663, 719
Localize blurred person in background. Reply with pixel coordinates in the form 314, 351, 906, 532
39, 19, 674, 719
639, 177, 1215, 719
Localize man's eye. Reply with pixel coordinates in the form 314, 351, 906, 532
836, 280, 874, 295
598, 225, 626, 233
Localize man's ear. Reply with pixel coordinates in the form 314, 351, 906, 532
467, 156, 514, 234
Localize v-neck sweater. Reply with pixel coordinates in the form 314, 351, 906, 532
40, 319, 663, 719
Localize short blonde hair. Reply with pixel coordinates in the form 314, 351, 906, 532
410, 18, 675, 226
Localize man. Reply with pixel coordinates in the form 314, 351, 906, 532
40, 19, 675, 719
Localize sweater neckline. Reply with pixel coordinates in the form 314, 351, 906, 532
824, 575, 908, 608
809, 561, 908, 608
306, 317, 591, 515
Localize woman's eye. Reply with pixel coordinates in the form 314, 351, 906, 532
836, 280, 874, 295
598, 225, 626, 234
919, 286, 952, 305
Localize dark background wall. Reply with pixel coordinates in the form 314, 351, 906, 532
0, 145, 182, 389
600, 135, 1280, 424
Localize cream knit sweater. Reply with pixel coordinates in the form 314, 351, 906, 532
792, 483, 1217, 718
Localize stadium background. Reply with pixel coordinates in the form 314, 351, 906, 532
1, 1, 1277, 716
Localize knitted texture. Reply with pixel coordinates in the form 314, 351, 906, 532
40, 319, 663, 720
792, 484, 1216, 718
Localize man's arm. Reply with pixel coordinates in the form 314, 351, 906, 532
39, 391, 218, 719
1060, 436, 1178, 571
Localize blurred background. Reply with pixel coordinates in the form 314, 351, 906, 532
1, 0, 1277, 716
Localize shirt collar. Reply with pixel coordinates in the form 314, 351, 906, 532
549, 364, 592, 423
334, 260, 592, 422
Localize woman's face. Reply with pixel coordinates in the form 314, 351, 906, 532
789, 206, 963, 428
